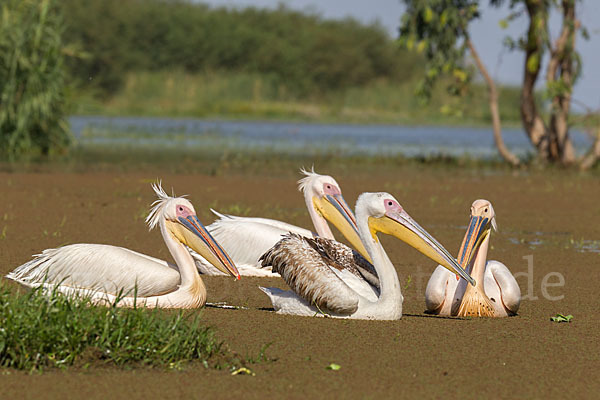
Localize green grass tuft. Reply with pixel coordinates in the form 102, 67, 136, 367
0, 283, 230, 371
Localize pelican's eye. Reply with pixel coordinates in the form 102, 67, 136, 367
176, 204, 194, 219
323, 182, 340, 196
387, 201, 393, 206
484, 208, 488, 213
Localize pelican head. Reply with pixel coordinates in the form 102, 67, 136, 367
147, 183, 240, 279
298, 168, 369, 260
457, 199, 497, 270
360, 192, 475, 286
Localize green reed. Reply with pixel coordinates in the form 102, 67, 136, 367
0, 0, 71, 159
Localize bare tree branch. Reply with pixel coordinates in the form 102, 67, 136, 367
580, 127, 600, 170
567, 98, 600, 170
467, 39, 520, 167
545, 5, 573, 83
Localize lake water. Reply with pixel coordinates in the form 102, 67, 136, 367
69, 116, 595, 159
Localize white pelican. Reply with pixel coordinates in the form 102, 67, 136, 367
425, 199, 521, 317
6, 183, 240, 308
259, 192, 475, 320
194, 168, 370, 277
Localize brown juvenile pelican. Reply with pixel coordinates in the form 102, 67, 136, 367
194, 168, 370, 276
425, 199, 521, 317
6, 183, 240, 308
259, 192, 475, 320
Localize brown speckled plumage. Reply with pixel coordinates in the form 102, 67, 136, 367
260, 234, 377, 314
307, 237, 379, 289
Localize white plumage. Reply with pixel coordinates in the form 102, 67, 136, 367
425, 199, 521, 317
194, 212, 313, 276
7, 244, 180, 298
259, 192, 474, 320
6, 182, 240, 308
194, 168, 368, 276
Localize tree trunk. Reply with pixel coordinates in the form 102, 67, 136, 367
521, 0, 549, 159
522, 0, 581, 166
546, 0, 577, 165
467, 39, 520, 166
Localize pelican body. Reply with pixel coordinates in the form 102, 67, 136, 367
260, 192, 475, 320
194, 169, 369, 277
6, 183, 240, 308
425, 200, 521, 317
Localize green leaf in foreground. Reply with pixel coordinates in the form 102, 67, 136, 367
0, 283, 234, 371
550, 314, 573, 323
326, 363, 341, 371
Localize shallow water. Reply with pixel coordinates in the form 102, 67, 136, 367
0, 167, 600, 400
69, 116, 595, 158
2, 168, 599, 399
507, 231, 600, 253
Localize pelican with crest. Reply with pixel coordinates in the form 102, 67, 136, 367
259, 192, 475, 320
6, 183, 240, 308
194, 168, 370, 277
425, 199, 521, 317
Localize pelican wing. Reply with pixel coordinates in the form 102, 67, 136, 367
260, 234, 361, 314
309, 237, 379, 289
204, 211, 313, 269
7, 244, 181, 297
211, 210, 315, 235
424, 265, 452, 314
485, 260, 521, 315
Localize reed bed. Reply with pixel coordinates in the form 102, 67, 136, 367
71, 71, 523, 126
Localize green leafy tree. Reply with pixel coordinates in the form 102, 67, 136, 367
0, 0, 71, 158
399, 0, 600, 169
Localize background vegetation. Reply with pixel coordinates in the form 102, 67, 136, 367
61, 0, 417, 97
399, 0, 600, 168
60, 0, 524, 125
0, 0, 70, 159
71, 70, 523, 125
3, 0, 592, 164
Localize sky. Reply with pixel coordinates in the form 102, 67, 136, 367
201, 0, 600, 112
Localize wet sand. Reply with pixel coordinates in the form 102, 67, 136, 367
1, 167, 598, 399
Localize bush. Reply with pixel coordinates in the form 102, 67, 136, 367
0, 0, 71, 158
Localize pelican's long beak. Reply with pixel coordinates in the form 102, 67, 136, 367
167, 216, 241, 279
368, 209, 476, 286
313, 194, 372, 262
457, 215, 493, 270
